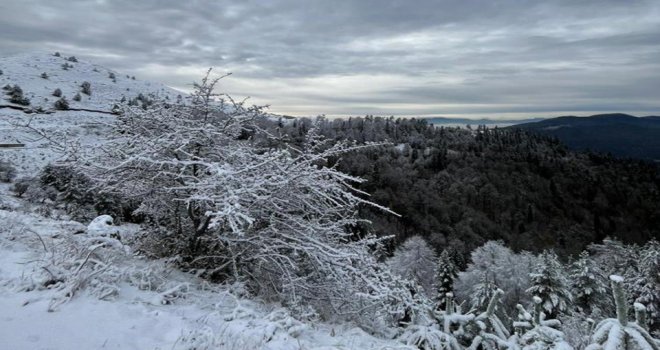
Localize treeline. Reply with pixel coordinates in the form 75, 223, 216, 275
277, 116, 660, 262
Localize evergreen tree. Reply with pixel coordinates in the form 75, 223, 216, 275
527, 251, 573, 319
434, 249, 458, 310
631, 240, 659, 332
471, 272, 498, 310
570, 251, 609, 315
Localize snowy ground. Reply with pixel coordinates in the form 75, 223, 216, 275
0, 188, 409, 350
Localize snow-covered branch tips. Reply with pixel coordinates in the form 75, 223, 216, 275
63, 70, 409, 322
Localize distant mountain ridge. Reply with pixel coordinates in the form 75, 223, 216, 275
425, 117, 545, 126
510, 113, 660, 161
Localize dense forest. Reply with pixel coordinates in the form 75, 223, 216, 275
279, 116, 660, 263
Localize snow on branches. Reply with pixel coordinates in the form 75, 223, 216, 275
59, 70, 416, 325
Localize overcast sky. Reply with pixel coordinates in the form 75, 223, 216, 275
2, 0, 660, 119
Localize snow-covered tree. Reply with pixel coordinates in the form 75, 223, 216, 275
517, 297, 574, 350
456, 241, 538, 315
569, 251, 609, 315
527, 251, 572, 319
435, 249, 459, 311
630, 240, 659, 333
53, 70, 416, 326
585, 275, 659, 350
389, 235, 437, 297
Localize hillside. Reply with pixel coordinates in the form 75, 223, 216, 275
279, 117, 660, 260
0, 53, 182, 175
0, 52, 180, 112
510, 113, 660, 161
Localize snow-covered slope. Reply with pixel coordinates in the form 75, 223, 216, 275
0, 52, 180, 111
0, 53, 184, 176
0, 188, 407, 350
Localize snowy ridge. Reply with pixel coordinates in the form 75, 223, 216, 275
0, 52, 181, 111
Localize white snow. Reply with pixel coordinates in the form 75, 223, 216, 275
0, 199, 408, 350
608, 275, 624, 283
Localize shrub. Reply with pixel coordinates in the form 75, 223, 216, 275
5, 84, 30, 106
108, 72, 116, 80
52, 88, 62, 97
80, 81, 91, 95
73, 93, 81, 102
41, 72, 49, 79
11, 177, 32, 197
54, 97, 69, 110
0, 160, 17, 182
67, 56, 78, 62
54, 52, 61, 57
0, 69, 3, 75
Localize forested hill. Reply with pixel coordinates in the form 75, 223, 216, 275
280, 117, 660, 264
510, 113, 660, 161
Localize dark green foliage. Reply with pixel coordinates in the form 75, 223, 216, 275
61, 62, 73, 70
80, 81, 91, 95
514, 114, 660, 161
41, 72, 48, 79
0, 160, 17, 182
54, 97, 69, 110
53, 52, 60, 57
36, 165, 139, 223
434, 249, 459, 310
67, 56, 77, 62
277, 117, 659, 261
108, 72, 116, 80
52, 88, 62, 97
72, 93, 81, 102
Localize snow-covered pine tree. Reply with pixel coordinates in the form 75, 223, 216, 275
527, 251, 573, 319
569, 251, 609, 315
517, 297, 574, 350
435, 249, 459, 311
585, 275, 659, 350
471, 272, 499, 311
631, 240, 659, 333
388, 235, 438, 297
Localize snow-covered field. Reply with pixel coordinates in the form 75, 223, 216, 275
0, 190, 408, 350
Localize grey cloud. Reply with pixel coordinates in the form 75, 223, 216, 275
1, 0, 659, 118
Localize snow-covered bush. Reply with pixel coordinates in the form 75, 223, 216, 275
15, 230, 127, 311
585, 276, 659, 350
52, 88, 62, 97
73, 92, 81, 101
0, 160, 17, 182
55, 70, 416, 326
389, 235, 438, 297
4, 84, 30, 106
